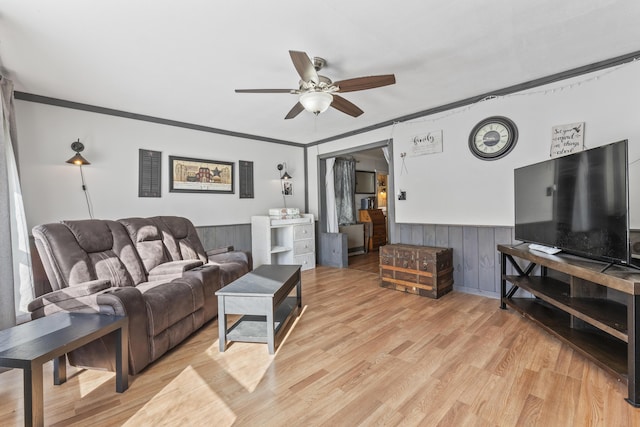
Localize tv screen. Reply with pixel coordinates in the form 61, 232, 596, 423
514, 140, 629, 264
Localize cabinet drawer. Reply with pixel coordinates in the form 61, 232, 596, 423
293, 224, 314, 240
294, 253, 315, 270
293, 239, 314, 255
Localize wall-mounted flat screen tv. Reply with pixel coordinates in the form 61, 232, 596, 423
355, 170, 376, 194
514, 140, 629, 265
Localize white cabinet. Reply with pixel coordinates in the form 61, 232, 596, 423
251, 214, 316, 271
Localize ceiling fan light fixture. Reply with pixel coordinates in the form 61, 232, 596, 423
299, 91, 333, 115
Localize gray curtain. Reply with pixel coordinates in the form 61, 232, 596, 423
334, 157, 356, 225
1, 75, 32, 330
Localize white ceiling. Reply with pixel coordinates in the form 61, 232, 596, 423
1, 0, 639, 145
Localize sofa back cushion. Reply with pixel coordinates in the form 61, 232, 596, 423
118, 217, 170, 274
32, 219, 147, 291
151, 216, 208, 263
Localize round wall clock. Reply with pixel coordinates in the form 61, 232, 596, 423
468, 116, 518, 160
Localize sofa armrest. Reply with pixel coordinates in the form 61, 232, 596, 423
27, 279, 112, 313
208, 250, 252, 270
148, 260, 203, 277
206, 245, 234, 256
96, 287, 150, 375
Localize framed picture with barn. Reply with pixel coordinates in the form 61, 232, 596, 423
169, 155, 234, 194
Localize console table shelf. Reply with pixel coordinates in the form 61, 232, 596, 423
504, 275, 628, 341
498, 244, 640, 407
506, 298, 628, 379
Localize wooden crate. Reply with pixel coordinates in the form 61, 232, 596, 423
379, 244, 453, 298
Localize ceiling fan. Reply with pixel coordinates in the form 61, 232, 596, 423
235, 50, 396, 119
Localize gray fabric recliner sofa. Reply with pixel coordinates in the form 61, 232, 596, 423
31, 215, 251, 375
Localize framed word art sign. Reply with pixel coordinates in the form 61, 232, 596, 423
169, 156, 234, 194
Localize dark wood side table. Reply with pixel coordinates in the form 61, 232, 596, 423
0, 312, 129, 427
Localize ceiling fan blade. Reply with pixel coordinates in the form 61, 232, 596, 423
334, 74, 396, 93
235, 89, 296, 94
331, 95, 364, 117
285, 102, 305, 120
289, 50, 319, 85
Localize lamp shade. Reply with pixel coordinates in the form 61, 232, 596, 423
299, 91, 333, 115
66, 153, 91, 165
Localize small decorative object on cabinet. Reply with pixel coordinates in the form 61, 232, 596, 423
251, 214, 315, 271
379, 244, 453, 298
498, 243, 640, 406
359, 208, 387, 250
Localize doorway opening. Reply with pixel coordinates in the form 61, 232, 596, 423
317, 139, 394, 269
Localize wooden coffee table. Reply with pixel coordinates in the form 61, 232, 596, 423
216, 264, 301, 354
0, 312, 128, 427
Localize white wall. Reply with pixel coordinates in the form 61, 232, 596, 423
15, 102, 305, 229
310, 60, 640, 228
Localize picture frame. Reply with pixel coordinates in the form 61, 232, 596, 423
169, 155, 234, 194
281, 180, 293, 196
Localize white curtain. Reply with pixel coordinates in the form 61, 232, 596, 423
325, 158, 338, 233
381, 146, 390, 164
0, 76, 33, 330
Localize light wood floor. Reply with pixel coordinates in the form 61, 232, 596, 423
347, 250, 380, 274
2, 266, 639, 426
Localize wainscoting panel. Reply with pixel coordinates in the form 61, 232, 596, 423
196, 223, 252, 253
393, 223, 518, 298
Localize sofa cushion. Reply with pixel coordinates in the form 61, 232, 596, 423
119, 217, 170, 275
63, 220, 148, 287
151, 216, 208, 263
64, 220, 114, 253
33, 220, 147, 289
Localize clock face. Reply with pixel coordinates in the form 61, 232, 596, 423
469, 116, 518, 160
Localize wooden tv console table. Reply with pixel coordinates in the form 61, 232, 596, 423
498, 244, 640, 406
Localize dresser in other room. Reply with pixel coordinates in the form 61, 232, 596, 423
358, 209, 387, 251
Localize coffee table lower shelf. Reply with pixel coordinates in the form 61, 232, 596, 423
226, 296, 297, 343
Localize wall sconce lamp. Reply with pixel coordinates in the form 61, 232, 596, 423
66, 139, 91, 165
66, 138, 94, 218
277, 163, 292, 180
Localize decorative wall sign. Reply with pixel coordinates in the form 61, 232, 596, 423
139, 149, 161, 197
239, 160, 254, 199
169, 155, 234, 193
550, 122, 584, 158
409, 130, 443, 157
